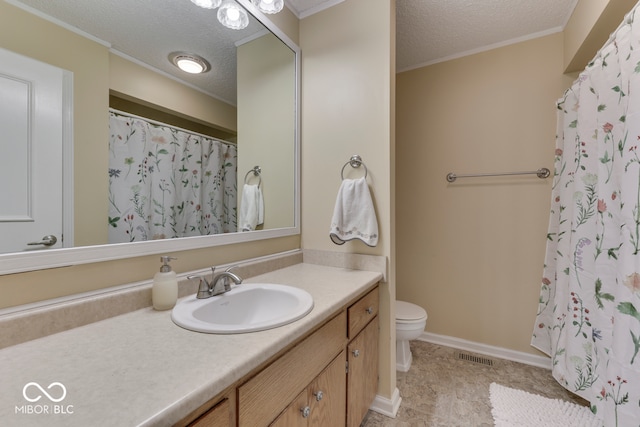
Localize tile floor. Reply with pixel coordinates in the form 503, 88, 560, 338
362, 340, 588, 426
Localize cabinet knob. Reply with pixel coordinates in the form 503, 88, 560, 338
313, 390, 324, 401
366, 306, 374, 315
352, 349, 360, 358
301, 406, 311, 418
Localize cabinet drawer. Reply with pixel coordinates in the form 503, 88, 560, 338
347, 287, 378, 338
238, 312, 347, 427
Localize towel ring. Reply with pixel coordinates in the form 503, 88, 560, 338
244, 165, 262, 188
340, 155, 368, 180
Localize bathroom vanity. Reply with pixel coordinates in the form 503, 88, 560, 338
0, 257, 383, 427
186, 287, 378, 427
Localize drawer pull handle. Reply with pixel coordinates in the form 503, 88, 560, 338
314, 390, 324, 401
366, 306, 374, 314
301, 406, 311, 418
352, 349, 360, 357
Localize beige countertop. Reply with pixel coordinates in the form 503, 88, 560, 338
0, 263, 382, 427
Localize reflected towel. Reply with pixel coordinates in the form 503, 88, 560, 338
239, 184, 264, 232
330, 177, 378, 246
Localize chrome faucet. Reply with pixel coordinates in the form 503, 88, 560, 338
189, 266, 243, 299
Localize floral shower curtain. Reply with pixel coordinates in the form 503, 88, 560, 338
108, 111, 237, 243
532, 5, 640, 426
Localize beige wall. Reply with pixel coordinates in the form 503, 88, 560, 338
110, 54, 237, 133
300, 0, 396, 401
237, 34, 296, 230
396, 33, 571, 355
395, 0, 638, 358
0, 235, 299, 308
564, 0, 638, 72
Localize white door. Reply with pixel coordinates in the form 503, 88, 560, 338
0, 48, 71, 253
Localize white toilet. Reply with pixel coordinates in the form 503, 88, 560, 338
396, 300, 428, 372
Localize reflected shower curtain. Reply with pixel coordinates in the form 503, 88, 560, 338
108, 111, 237, 243
532, 5, 640, 425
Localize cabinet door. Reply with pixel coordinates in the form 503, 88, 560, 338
270, 390, 308, 427
190, 398, 230, 427
308, 351, 346, 427
347, 316, 379, 427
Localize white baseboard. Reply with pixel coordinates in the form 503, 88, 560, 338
369, 387, 402, 418
418, 332, 552, 370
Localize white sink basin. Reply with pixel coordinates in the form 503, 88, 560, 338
171, 283, 314, 334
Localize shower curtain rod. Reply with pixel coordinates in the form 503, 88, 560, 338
446, 167, 550, 183
109, 108, 236, 147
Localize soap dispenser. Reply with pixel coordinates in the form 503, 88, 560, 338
152, 256, 178, 310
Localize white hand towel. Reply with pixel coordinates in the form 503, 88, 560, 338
330, 177, 378, 246
239, 184, 264, 232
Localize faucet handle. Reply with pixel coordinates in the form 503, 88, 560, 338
188, 274, 212, 299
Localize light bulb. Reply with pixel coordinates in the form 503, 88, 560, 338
169, 53, 210, 74
217, 0, 249, 30
227, 8, 240, 21
177, 59, 204, 74
251, 0, 283, 14
190, 0, 222, 9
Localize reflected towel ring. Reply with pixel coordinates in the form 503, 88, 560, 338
244, 165, 262, 188
340, 155, 368, 180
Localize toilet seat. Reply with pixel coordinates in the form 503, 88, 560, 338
396, 301, 427, 323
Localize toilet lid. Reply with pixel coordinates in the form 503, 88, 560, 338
396, 301, 427, 321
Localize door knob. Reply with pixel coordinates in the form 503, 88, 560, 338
313, 390, 324, 401
27, 235, 58, 246
301, 406, 311, 418
352, 349, 360, 357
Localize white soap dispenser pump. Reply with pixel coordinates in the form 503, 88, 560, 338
152, 256, 178, 310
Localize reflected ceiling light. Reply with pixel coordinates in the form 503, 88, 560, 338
169, 52, 211, 74
217, 0, 249, 30
251, 0, 283, 14
190, 0, 222, 9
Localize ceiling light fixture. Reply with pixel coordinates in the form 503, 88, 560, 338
251, 0, 283, 14
217, 0, 249, 30
190, 0, 222, 9
169, 52, 211, 74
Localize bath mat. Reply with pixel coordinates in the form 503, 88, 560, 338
489, 383, 600, 426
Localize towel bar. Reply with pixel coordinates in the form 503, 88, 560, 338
446, 168, 550, 183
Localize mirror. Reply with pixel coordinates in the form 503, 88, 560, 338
0, 0, 299, 274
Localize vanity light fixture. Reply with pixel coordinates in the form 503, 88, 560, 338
251, 0, 283, 14
169, 52, 211, 74
190, 0, 285, 30
217, 0, 249, 30
190, 0, 222, 8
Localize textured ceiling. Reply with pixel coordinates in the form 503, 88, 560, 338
11, 0, 579, 104
287, 0, 578, 72
395, 0, 578, 71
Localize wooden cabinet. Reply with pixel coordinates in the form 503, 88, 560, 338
190, 398, 231, 427
237, 312, 347, 427
271, 351, 346, 427
346, 288, 379, 427
347, 317, 379, 427
182, 285, 379, 427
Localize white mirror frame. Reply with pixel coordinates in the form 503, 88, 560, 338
0, 0, 300, 275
